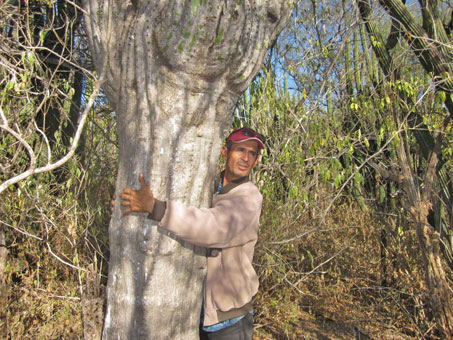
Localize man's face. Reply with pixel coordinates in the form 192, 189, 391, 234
221, 140, 260, 185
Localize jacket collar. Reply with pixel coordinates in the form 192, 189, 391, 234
216, 170, 249, 195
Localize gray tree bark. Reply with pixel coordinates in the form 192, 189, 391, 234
82, 1, 293, 339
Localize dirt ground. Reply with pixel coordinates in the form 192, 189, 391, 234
254, 310, 419, 340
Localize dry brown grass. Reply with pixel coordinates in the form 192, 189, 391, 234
3, 252, 84, 339
253, 197, 444, 340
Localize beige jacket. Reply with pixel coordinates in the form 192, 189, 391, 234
150, 177, 262, 326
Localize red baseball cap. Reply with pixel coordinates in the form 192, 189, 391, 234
226, 127, 265, 150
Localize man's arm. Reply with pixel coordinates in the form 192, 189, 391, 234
119, 174, 261, 248
159, 184, 262, 248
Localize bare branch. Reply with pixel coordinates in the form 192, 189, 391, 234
0, 75, 104, 195
0, 219, 43, 241
0, 109, 37, 170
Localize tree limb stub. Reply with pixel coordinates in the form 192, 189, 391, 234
84, 0, 293, 105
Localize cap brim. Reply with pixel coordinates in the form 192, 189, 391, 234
231, 137, 264, 150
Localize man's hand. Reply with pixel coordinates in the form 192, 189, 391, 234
120, 173, 155, 215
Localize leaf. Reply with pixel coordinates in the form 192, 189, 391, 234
27, 52, 35, 67
364, 137, 370, 149
66, 177, 73, 189
289, 186, 298, 200
5, 80, 14, 92
300, 188, 308, 201
379, 185, 386, 203
39, 30, 47, 45
334, 173, 343, 189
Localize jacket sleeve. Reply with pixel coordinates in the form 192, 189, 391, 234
158, 184, 262, 248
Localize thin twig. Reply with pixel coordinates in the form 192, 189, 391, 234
0, 219, 43, 241
35, 288, 81, 301
37, 206, 87, 273
269, 225, 365, 245
293, 240, 353, 286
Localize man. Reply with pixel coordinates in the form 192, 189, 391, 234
120, 127, 264, 340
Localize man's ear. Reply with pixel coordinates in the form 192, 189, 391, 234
252, 156, 260, 168
252, 148, 262, 168
221, 146, 228, 160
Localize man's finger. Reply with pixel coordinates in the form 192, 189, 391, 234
139, 173, 147, 187
122, 208, 132, 215
122, 188, 133, 195
120, 192, 134, 200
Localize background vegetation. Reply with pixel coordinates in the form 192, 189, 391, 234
1, 0, 452, 339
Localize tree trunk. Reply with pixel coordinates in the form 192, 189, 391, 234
82, 1, 293, 339
396, 137, 453, 338
414, 211, 453, 338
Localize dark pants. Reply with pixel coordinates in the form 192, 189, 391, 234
199, 313, 253, 340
